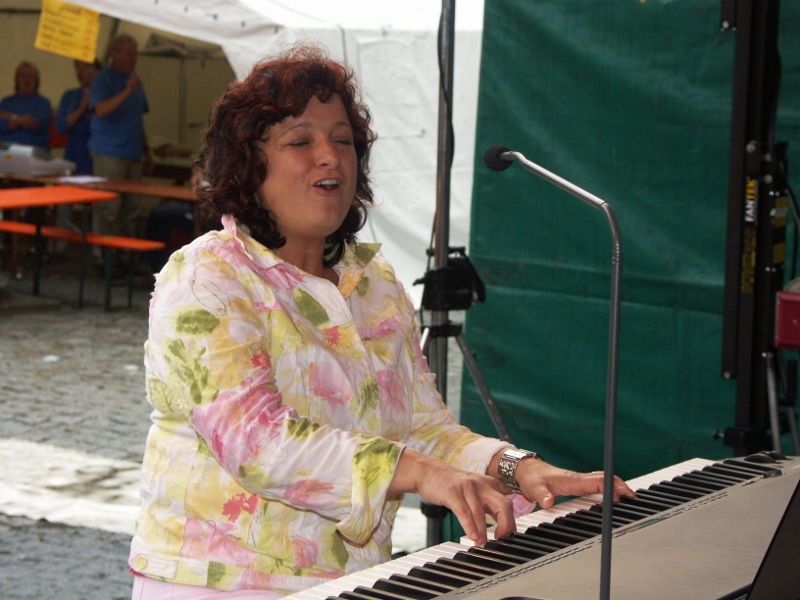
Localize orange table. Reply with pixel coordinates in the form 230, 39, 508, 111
0, 185, 118, 303
3, 174, 198, 203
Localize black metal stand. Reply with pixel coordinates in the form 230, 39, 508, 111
719, 0, 788, 455
413, 246, 515, 547
416, 0, 516, 548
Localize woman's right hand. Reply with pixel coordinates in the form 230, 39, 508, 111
388, 449, 516, 547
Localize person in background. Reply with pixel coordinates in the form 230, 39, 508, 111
89, 33, 153, 266
0, 61, 52, 249
128, 44, 635, 599
0, 61, 52, 152
138, 167, 207, 274
56, 59, 101, 175
52, 59, 101, 255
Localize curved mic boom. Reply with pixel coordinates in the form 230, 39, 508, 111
483, 145, 514, 171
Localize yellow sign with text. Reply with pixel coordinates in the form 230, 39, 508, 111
34, 0, 100, 64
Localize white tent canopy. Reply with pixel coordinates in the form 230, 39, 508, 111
64, 0, 486, 305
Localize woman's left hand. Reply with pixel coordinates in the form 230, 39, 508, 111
513, 457, 636, 509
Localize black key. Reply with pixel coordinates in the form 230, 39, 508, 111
434, 557, 498, 577
344, 586, 414, 600
704, 464, 760, 480
389, 574, 455, 593
407, 565, 474, 588
687, 469, 744, 486
674, 474, 727, 492
450, 550, 517, 571
509, 531, 566, 552
619, 495, 674, 512
485, 539, 547, 560
574, 508, 633, 526
590, 502, 652, 520
638, 488, 690, 505
468, 546, 527, 565
652, 481, 710, 499
380, 574, 453, 596
426, 560, 485, 581
527, 523, 587, 545
722, 458, 781, 476
684, 470, 741, 487
338, 591, 389, 600
538, 521, 595, 540
553, 515, 602, 534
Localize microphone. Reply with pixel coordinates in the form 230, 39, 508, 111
484, 144, 622, 600
483, 145, 607, 210
482, 145, 514, 172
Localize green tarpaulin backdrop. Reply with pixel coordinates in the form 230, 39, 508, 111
462, 0, 799, 479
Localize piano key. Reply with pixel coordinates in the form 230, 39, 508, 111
511, 530, 572, 550
618, 494, 676, 512
432, 557, 498, 578
420, 561, 485, 582
384, 574, 456, 595
625, 458, 716, 490
406, 565, 475, 587
570, 508, 633, 526
484, 539, 548, 560
373, 576, 451, 598
345, 586, 415, 600
635, 488, 692, 505
588, 502, 654, 520
723, 457, 783, 474
507, 531, 566, 553
677, 472, 734, 490
681, 472, 742, 491
652, 480, 713, 498
449, 549, 519, 571
551, 515, 602, 534
466, 546, 527, 565
536, 521, 595, 542
339, 591, 390, 600
688, 469, 747, 486
703, 463, 762, 480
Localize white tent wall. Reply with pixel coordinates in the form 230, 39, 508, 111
0, 0, 485, 306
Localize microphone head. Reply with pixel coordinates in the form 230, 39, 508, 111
483, 145, 514, 172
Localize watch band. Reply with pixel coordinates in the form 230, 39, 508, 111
497, 448, 543, 493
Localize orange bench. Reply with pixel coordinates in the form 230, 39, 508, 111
0, 220, 164, 310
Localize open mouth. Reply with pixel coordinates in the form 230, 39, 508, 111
315, 179, 340, 191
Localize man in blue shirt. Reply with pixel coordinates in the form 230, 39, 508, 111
89, 33, 153, 251
56, 60, 101, 175
0, 61, 52, 152
52, 59, 101, 254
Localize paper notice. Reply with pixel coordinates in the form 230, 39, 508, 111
34, 0, 100, 64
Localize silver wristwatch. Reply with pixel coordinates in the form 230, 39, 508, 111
498, 448, 543, 493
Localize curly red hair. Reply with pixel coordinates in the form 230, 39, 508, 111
196, 44, 376, 266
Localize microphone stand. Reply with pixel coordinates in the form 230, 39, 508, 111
489, 148, 622, 600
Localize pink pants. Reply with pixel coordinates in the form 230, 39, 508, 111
131, 575, 287, 599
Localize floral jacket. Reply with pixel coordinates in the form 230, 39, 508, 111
129, 215, 511, 594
